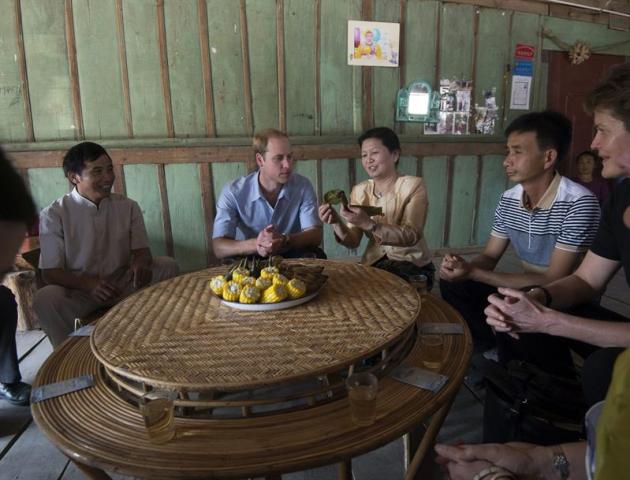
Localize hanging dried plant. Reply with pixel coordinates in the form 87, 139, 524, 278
569, 42, 591, 65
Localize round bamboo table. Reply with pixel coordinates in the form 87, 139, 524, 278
32, 261, 472, 480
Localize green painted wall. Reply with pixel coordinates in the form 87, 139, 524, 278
3, 1, 628, 267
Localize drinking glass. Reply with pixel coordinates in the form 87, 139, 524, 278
345, 372, 378, 426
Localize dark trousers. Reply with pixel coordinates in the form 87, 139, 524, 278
0, 286, 21, 384
497, 302, 629, 379
439, 279, 497, 352
372, 258, 436, 291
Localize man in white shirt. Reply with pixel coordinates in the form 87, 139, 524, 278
34, 142, 179, 348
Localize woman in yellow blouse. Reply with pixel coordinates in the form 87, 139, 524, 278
318, 127, 435, 288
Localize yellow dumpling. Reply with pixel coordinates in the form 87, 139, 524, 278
222, 281, 241, 302
209, 275, 226, 296
255, 277, 272, 290
232, 267, 250, 284
272, 273, 289, 286
239, 286, 261, 304
286, 278, 307, 299
261, 284, 288, 303
260, 266, 279, 279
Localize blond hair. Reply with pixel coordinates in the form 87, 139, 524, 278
252, 129, 289, 155
249, 129, 289, 172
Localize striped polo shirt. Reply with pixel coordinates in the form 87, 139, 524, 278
491, 173, 601, 272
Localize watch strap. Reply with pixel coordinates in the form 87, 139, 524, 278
552, 448, 570, 480
521, 284, 552, 307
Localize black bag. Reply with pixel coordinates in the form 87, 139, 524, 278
479, 358, 586, 445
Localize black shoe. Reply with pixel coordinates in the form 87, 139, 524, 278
0, 381, 31, 406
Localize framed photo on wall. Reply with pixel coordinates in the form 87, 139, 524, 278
348, 20, 400, 67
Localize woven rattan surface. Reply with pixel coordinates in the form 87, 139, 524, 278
32, 295, 472, 480
91, 260, 420, 390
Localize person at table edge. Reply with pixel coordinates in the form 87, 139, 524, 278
318, 126, 435, 288
34, 142, 179, 348
212, 129, 325, 259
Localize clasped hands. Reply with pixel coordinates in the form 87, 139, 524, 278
256, 224, 286, 257
434, 442, 542, 480
85, 259, 152, 302
485, 288, 549, 339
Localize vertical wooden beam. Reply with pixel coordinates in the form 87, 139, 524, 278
315, 158, 323, 202
442, 155, 455, 247
156, 164, 174, 257
13, 0, 34, 142
416, 155, 423, 178
348, 158, 356, 192
276, 0, 286, 132
395, 0, 407, 135
398, 0, 407, 89
115, 0, 134, 137
502, 10, 515, 127
433, 2, 442, 88
156, 0, 175, 137
197, 0, 216, 137
470, 6, 480, 116
64, 0, 84, 140
113, 164, 126, 196
314, 0, 322, 136
239, 0, 254, 136
361, 0, 373, 131
199, 163, 216, 266
471, 155, 483, 244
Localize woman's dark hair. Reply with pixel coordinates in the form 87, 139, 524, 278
63, 141, 109, 177
0, 147, 37, 226
358, 127, 401, 153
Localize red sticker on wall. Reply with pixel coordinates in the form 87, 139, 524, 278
515, 44, 535, 60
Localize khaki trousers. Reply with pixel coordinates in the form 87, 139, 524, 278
34, 257, 179, 348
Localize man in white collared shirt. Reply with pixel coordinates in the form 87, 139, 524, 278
34, 142, 179, 348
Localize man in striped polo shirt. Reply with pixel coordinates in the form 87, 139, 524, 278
439, 111, 601, 376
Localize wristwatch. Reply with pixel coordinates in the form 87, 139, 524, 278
552, 449, 570, 480
282, 233, 291, 248
522, 285, 552, 307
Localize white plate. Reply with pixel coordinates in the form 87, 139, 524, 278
221, 291, 319, 311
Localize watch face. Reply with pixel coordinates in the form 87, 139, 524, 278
552, 452, 570, 479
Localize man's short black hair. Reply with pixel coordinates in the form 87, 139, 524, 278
0, 147, 37, 226
505, 111, 572, 162
63, 141, 109, 177
358, 127, 401, 153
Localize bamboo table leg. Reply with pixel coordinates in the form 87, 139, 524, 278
404, 396, 455, 480
338, 459, 353, 479
72, 461, 113, 480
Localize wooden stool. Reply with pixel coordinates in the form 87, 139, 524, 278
2, 270, 39, 331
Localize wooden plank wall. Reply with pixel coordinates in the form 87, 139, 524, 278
2, 0, 629, 271
11, 142, 505, 271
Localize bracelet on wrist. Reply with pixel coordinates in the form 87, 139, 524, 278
521, 284, 552, 307
472, 466, 516, 480
551, 447, 570, 480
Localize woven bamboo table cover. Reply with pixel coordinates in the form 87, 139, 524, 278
31, 294, 472, 480
91, 260, 421, 390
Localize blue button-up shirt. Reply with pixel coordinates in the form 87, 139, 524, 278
212, 171, 320, 240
